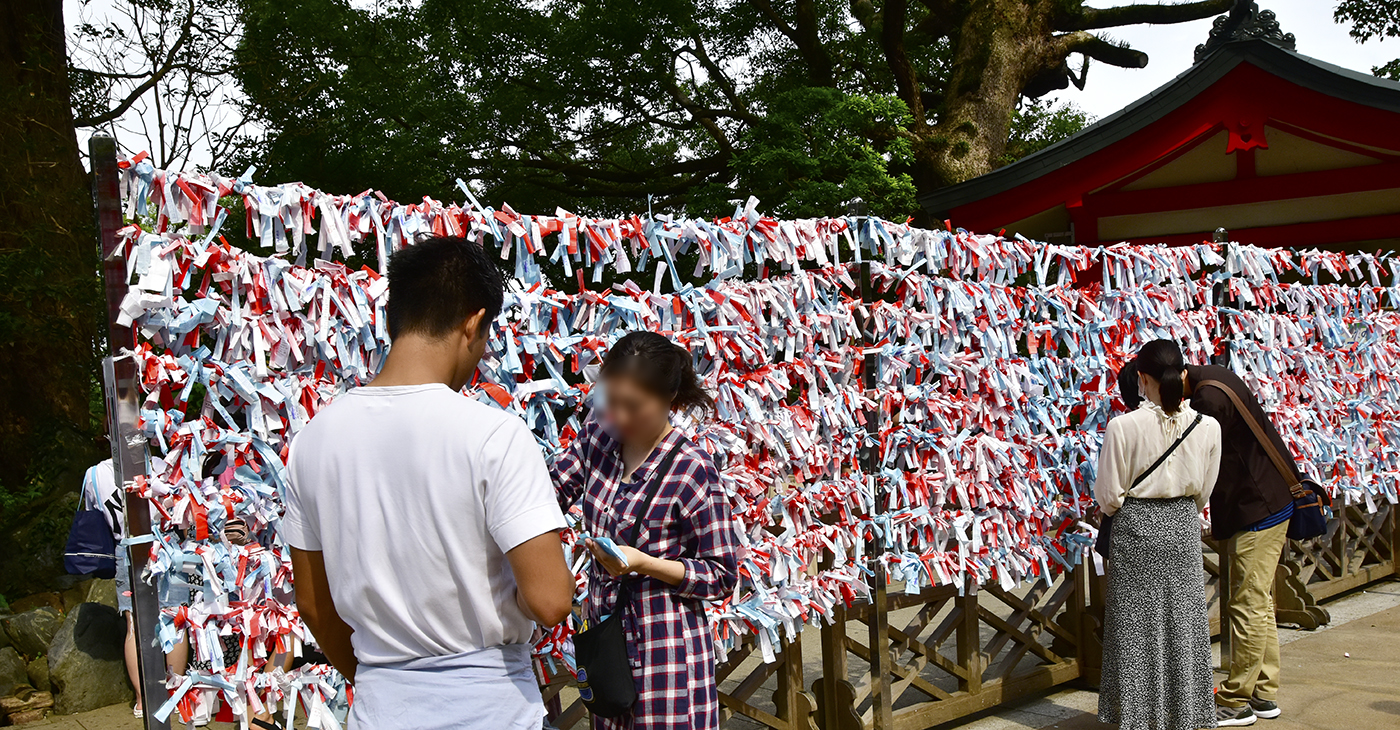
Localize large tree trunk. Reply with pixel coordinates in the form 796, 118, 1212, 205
0, 0, 105, 595
917, 0, 1055, 190
899, 0, 1233, 192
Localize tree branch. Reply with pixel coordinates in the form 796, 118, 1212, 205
69, 67, 152, 81
71, 0, 197, 127
517, 154, 730, 188
746, 0, 798, 39
686, 35, 757, 124
1055, 32, 1148, 68
747, 0, 835, 86
911, 0, 959, 38
663, 48, 736, 156
879, 0, 926, 126
850, 0, 879, 31
1056, 0, 1236, 32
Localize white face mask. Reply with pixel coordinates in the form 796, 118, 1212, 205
1137, 372, 1156, 404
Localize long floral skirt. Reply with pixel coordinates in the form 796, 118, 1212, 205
1099, 496, 1217, 730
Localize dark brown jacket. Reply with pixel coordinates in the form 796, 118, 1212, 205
1187, 364, 1297, 539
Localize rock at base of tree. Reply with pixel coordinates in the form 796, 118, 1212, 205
25, 655, 49, 693
60, 579, 116, 613
6, 595, 62, 615
47, 603, 130, 714
0, 647, 26, 697
1, 609, 62, 660
7, 707, 49, 724
1, 688, 55, 724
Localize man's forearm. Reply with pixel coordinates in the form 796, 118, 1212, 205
304, 611, 358, 684
288, 548, 360, 683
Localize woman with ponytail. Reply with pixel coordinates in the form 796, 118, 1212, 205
1096, 339, 1223, 730
552, 331, 739, 730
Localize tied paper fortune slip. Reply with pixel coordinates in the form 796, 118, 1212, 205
112, 157, 1400, 719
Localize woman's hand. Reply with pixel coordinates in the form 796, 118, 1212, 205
586, 538, 654, 577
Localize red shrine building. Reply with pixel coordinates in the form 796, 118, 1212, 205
918, 6, 1400, 250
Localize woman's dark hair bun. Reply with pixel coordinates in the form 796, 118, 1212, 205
1136, 339, 1186, 415
600, 331, 715, 413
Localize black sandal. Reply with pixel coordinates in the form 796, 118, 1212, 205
252, 717, 284, 730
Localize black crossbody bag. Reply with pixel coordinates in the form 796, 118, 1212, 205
1096, 414, 1203, 558
573, 442, 685, 719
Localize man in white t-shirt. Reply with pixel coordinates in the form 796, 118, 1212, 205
283, 236, 575, 730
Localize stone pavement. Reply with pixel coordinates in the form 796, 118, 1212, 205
940, 578, 1400, 730
975, 594, 1400, 730
19, 580, 1400, 730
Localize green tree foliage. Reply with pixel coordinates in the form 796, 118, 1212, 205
698, 87, 920, 219
1335, 0, 1400, 80
997, 97, 1094, 168
231, 0, 1233, 219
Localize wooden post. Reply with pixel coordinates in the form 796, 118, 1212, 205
1333, 505, 1351, 578
815, 603, 861, 730
867, 568, 893, 730
956, 577, 982, 695
1393, 502, 1400, 581
90, 135, 170, 730
814, 514, 860, 730
1069, 561, 1101, 686
775, 635, 815, 730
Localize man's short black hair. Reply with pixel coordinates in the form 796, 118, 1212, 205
384, 236, 504, 339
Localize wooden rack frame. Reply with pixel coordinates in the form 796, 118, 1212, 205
543, 499, 1396, 730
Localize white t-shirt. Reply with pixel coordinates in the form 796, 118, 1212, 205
1094, 401, 1222, 516
283, 383, 567, 666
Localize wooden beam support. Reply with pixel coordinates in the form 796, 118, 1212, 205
888, 662, 1081, 730
774, 635, 816, 730
976, 606, 1064, 667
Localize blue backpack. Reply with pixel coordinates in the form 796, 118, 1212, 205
63, 466, 118, 578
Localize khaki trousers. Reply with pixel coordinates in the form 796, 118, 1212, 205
1217, 518, 1288, 706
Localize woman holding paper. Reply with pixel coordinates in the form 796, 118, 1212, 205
1095, 339, 1222, 730
553, 331, 740, 730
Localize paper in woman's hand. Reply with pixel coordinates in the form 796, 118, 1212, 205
591, 537, 630, 568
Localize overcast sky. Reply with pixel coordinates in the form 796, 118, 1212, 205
1044, 0, 1397, 120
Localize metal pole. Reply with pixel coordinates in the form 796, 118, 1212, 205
852, 204, 893, 730
1209, 228, 1234, 664
90, 134, 170, 730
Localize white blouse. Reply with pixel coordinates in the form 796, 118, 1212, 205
1094, 401, 1222, 516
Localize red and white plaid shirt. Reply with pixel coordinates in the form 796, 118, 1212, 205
553, 421, 740, 730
